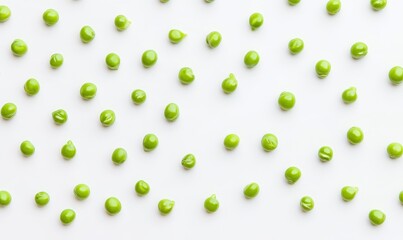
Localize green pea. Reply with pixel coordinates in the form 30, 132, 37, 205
61, 140, 76, 160
60, 209, 76, 224
105, 197, 121, 215
0, 5, 11, 22
389, 66, 403, 85
315, 60, 331, 78
371, 0, 387, 11
141, 50, 158, 68
224, 133, 240, 150
1, 102, 17, 119
168, 29, 186, 44
347, 127, 364, 145
80, 83, 97, 100
244, 50, 260, 68
131, 89, 147, 105
261, 133, 278, 151
278, 91, 296, 111
342, 87, 357, 104
115, 15, 131, 31
205, 0, 214, 2
178, 67, 195, 84
249, 13, 264, 30
350, 42, 368, 59
300, 196, 314, 212
341, 186, 358, 202
318, 146, 333, 162
24, 78, 40, 96
11, 39, 28, 57
20, 140, 35, 157
164, 103, 180, 122
52, 109, 68, 125
135, 180, 150, 196
288, 0, 301, 6
387, 142, 403, 159
160, 0, 170, 3
399, 191, 403, 204
0, 190, 12, 206
288, 38, 304, 55
49, 53, 64, 69
74, 184, 90, 200
243, 182, 260, 198
42, 9, 59, 26
99, 110, 115, 127
112, 148, 127, 165
284, 166, 301, 184
221, 73, 238, 94
181, 154, 196, 169
158, 199, 175, 215
204, 194, 219, 213
80, 26, 95, 43
105, 53, 120, 70
34, 192, 50, 206
143, 133, 159, 152
206, 31, 222, 49
369, 210, 386, 226
326, 0, 341, 15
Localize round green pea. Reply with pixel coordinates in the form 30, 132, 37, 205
131, 89, 147, 105
371, 0, 387, 11
42, 9, 59, 26
111, 148, 127, 165
105, 197, 121, 215
315, 60, 331, 78
342, 87, 357, 104
249, 12, 264, 30
100, 110, 115, 127
164, 103, 180, 122
205, 0, 214, 2
347, 127, 364, 145
24, 78, 40, 96
20, 140, 35, 156
387, 142, 403, 159
141, 50, 158, 68
181, 154, 196, 169
160, 0, 170, 2
206, 31, 222, 49
244, 182, 260, 199
389, 66, 403, 85
285, 166, 301, 184
0, 190, 11, 206
0, 5, 11, 22
300, 196, 314, 212
341, 186, 358, 202
288, 38, 304, 55
261, 133, 278, 152
350, 42, 368, 59
278, 91, 296, 111
80, 26, 95, 43
244, 50, 260, 68
178, 67, 195, 84
318, 146, 333, 162
369, 210, 386, 226
80, 83, 97, 100
1, 103, 17, 120
61, 140, 76, 160
158, 199, 175, 215
34, 192, 50, 206
399, 191, 403, 204
49, 53, 63, 69
221, 73, 238, 94
105, 53, 120, 70
135, 180, 150, 196
74, 184, 90, 200
52, 109, 68, 125
224, 134, 240, 150
11, 39, 28, 57
143, 133, 159, 152
60, 209, 75, 225
326, 0, 341, 15
169, 29, 186, 44
204, 194, 219, 213
114, 15, 131, 31
288, 0, 301, 5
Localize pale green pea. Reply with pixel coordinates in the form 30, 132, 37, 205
131, 89, 147, 105
221, 73, 237, 94
11, 39, 28, 57
341, 186, 358, 201
160, 0, 170, 2
347, 127, 364, 145
300, 196, 314, 212
181, 154, 196, 169
74, 184, 90, 200
24, 78, 40, 96
243, 182, 260, 198
61, 140, 76, 160
178, 67, 195, 84
60, 209, 76, 225
0, 5, 11, 22
50, 53, 63, 69
115, 15, 131, 31
204, 194, 219, 213
288, 0, 301, 6
135, 180, 150, 196
164, 103, 180, 122
369, 210, 386, 226
80, 26, 95, 43
105, 53, 120, 70
111, 148, 127, 165
387, 142, 403, 159
389, 66, 403, 85
99, 110, 115, 127
205, 0, 214, 2
20, 140, 35, 156
284, 166, 301, 184
326, 0, 341, 15
315, 60, 331, 78
35, 192, 50, 206
224, 134, 240, 150
342, 87, 357, 104
80, 83, 97, 100
169, 29, 186, 44
143, 133, 159, 152
288, 38, 304, 54
278, 91, 296, 111
141, 50, 158, 68
0, 190, 12, 206
52, 109, 68, 125
249, 13, 264, 30
1, 103, 17, 120
371, 0, 387, 11
206, 31, 222, 48
261, 133, 278, 152
42, 9, 59, 26
244, 50, 260, 68
105, 197, 122, 215
158, 199, 175, 215
351, 42, 368, 59
399, 191, 403, 204
318, 146, 333, 162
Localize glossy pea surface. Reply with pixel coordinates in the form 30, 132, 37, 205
135, 180, 150, 196
278, 92, 295, 111
347, 127, 364, 145
369, 210, 386, 226
105, 53, 120, 70
318, 146, 333, 162
342, 87, 357, 104
389, 66, 403, 85
371, 0, 387, 10
131, 89, 147, 105
11, 39, 28, 57
43, 9, 59, 26
0, 5, 11, 22
204, 194, 219, 213
285, 166, 301, 184
143, 133, 158, 152
206, 31, 222, 48
1, 103, 17, 119
351, 42, 368, 59
24, 78, 40, 96
181, 154, 196, 169
288, 38, 304, 54
50, 53, 64, 69
244, 183, 260, 198
80, 26, 95, 43
169, 29, 186, 44
112, 148, 127, 165
61, 140, 76, 160
164, 103, 180, 122
224, 134, 240, 150
100, 110, 115, 127
80, 83, 97, 100
387, 142, 403, 159
158, 199, 175, 215
74, 184, 90, 200
326, 0, 341, 15
20, 140, 35, 156
341, 186, 358, 201
178, 67, 195, 84
141, 50, 158, 68
35, 192, 50, 206
221, 73, 237, 94
315, 60, 331, 78
0, 190, 11, 206
288, 0, 301, 5
52, 109, 68, 125
249, 13, 264, 30
261, 133, 278, 151
105, 197, 121, 215
300, 196, 314, 212
60, 209, 76, 224
244, 50, 260, 68
115, 15, 131, 31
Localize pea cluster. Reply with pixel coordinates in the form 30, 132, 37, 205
0, 0, 400, 228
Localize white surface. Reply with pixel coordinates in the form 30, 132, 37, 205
1, 0, 403, 239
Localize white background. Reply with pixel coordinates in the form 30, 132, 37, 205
1, 0, 403, 239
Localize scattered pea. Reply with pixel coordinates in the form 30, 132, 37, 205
135, 180, 150, 196
1, 103, 17, 120
389, 66, 403, 85
131, 89, 147, 105
204, 194, 219, 213
350, 42, 368, 59
143, 133, 159, 152
74, 184, 90, 200
342, 87, 357, 104
0, 5, 11, 22
243, 182, 260, 198
49, 53, 64, 69
114, 15, 131, 31
288, 0, 301, 5
169, 29, 186, 44
318, 146, 333, 162
52, 109, 68, 125
60, 209, 76, 224
288, 38, 304, 55
369, 209, 386, 226
99, 110, 115, 127
326, 0, 341, 15
181, 154, 196, 169
387, 142, 403, 159
371, 0, 387, 11
20, 140, 35, 157
164, 103, 180, 122
249, 13, 264, 30
341, 186, 358, 201
278, 91, 296, 111
42, 9, 59, 26
244, 50, 260, 68
141, 50, 158, 68
178, 67, 195, 84
221, 73, 238, 94
105, 197, 122, 215
285, 166, 301, 184
112, 148, 127, 165
34, 192, 50, 206
261, 133, 278, 152
399, 191, 403, 204
11, 39, 28, 57
347, 127, 364, 145
300, 196, 314, 212
315, 60, 331, 78
61, 140, 76, 160
80, 26, 95, 43
0, 190, 12, 206
80, 83, 97, 100
224, 134, 240, 150
206, 31, 222, 48
105, 53, 120, 70
158, 199, 175, 215
24, 78, 40, 96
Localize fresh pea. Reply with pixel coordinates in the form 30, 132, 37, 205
347, 127, 364, 145
105, 53, 120, 70
158, 199, 175, 215
288, 0, 301, 6
371, 0, 387, 11
74, 184, 90, 200
204, 194, 219, 213
52, 109, 68, 125
341, 186, 358, 201
42, 9, 59, 26
1, 102, 17, 119
131, 89, 147, 105
11, 39, 28, 56
160, 0, 170, 2
244, 50, 260, 68
135, 180, 150, 196
80, 83, 97, 100
326, 0, 341, 15
224, 134, 240, 150
243, 182, 260, 198
350, 42, 368, 59
112, 148, 127, 165
278, 92, 296, 111
143, 133, 158, 152
105, 197, 122, 215
389, 66, 403, 85
178, 67, 195, 84
369, 210, 386, 226
24, 78, 40, 96
169, 29, 186, 44
399, 191, 403, 204
0, 190, 12, 206
206, 31, 222, 48
284, 166, 301, 184
315, 60, 331, 78
221, 73, 237, 94
249, 13, 264, 30
80, 26, 95, 43
300, 196, 314, 212
60, 209, 76, 224
261, 133, 278, 152
99, 110, 115, 127
342, 87, 357, 104
20, 140, 35, 156
115, 15, 131, 31
387, 142, 403, 159
181, 154, 196, 169
61, 140, 76, 160
288, 38, 304, 54
0, 5, 11, 22
318, 146, 333, 162
34, 192, 50, 206
164, 103, 180, 122
141, 50, 158, 68
205, 0, 214, 2
49, 53, 64, 69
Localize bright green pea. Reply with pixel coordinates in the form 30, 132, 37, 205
300, 196, 314, 212
112, 148, 127, 165
52, 109, 68, 125
158, 199, 175, 215
1, 103, 17, 120
244, 50, 260, 68
160, 0, 170, 3
326, 0, 341, 15
369, 210, 386, 226
178, 67, 195, 84
288, 0, 301, 5
221, 73, 238, 94
285, 166, 301, 184
0, 5, 11, 22
224, 134, 240, 150
249, 13, 264, 30
389, 66, 403, 85
315, 60, 331, 78
80, 83, 97, 100
181, 154, 196, 169
0, 190, 12, 206
24, 78, 40, 96
42, 9, 59, 26
350, 42, 368, 59
318, 146, 333, 162
261, 133, 278, 152
288, 38, 304, 55
164, 103, 180, 122
399, 191, 403, 204
341, 186, 358, 202
105, 197, 121, 215
115, 15, 131, 31
169, 29, 186, 44
61, 140, 76, 160
34, 192, 50, 206
205, 0, 214, 2
143, 133, 159, 152
135, 180, 150, 196
204, 194, 219, 213
105, 53, 120, 70
99, 110, 115, 127
347, 127, 364, 145
278, 91, 296, 111
60, 209, 75, 225
131, 89, 147, 105
74, 184, 90, 200
20, 140, 35, 157
206, 31, 222, 49
244, 182, 260, 198
342, 87, 357, 104
387, 142, 403, 159
141, 50, 158, 68
11, 39, 28, 57
80, 26, 95, 43
371, 0, 387, 11
49, 53, 63, 69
